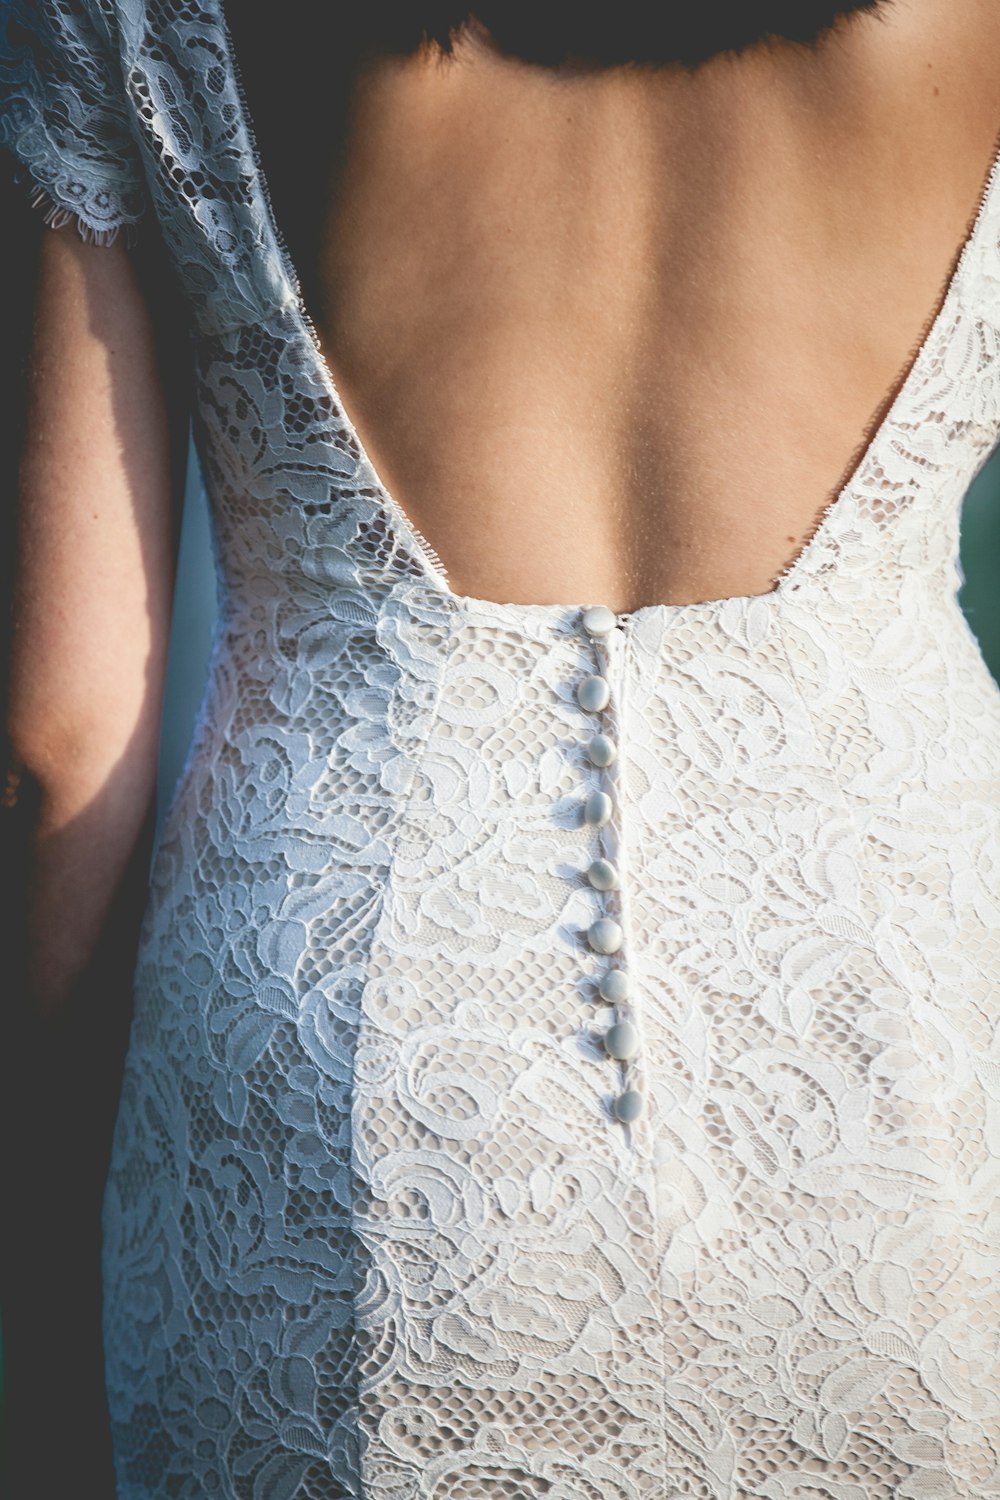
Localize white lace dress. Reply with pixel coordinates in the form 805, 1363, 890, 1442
4, 3, 1000, 1497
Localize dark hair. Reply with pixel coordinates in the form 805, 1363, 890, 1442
351, 3, 890, 70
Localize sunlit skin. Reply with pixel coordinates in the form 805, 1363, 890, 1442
8, 229, 176, 1011
314, 0, 1000, 610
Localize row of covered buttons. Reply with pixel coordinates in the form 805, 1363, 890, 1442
578, 605, 644, 1124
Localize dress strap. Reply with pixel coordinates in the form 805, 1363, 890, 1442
116, 0, 295, 335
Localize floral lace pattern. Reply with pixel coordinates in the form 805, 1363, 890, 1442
0, 0, 146, 241
4, 4, 1000, 1497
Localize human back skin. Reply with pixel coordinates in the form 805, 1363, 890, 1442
226, 0, 1000, 612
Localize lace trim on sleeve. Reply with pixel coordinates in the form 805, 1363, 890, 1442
0, 0, 147, 247
8, 165, 139, 247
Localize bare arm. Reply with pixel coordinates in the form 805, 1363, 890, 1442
8, 222, 181, 1010
1, 214, 188, 1490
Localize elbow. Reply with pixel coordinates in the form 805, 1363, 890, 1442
5, 695, 163, 836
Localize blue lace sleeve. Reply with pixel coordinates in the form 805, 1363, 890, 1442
0, 0, 147, 244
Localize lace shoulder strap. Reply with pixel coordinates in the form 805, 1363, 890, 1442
119, 0, 293, 333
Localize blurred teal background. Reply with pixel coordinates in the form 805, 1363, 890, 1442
156, 432, 1000, 823
958, 455, 1000, 684
157, 434, 219, 829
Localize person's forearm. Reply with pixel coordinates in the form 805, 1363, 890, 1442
0, 748, 156, 1500
5, 220, 182, 1012
0, 213, 189, 1493
14, 726, 161, 1015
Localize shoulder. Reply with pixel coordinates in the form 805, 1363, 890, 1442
834, 0, 1000, 115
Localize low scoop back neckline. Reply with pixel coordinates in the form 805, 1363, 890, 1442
215, 4, 1000, 624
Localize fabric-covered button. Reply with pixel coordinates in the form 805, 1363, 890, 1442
613, 1088, 645, 1122
581, 605, 616, 636
583, 790, 612, 827
599, 968, 630, 1003
586, 733, 617, 768
604, 1020, 639, 1060
586, 857, 618, 891
588, 917, 623, 954
576, 674, 611, 712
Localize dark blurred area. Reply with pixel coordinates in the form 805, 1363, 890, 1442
226, 2, 887, 72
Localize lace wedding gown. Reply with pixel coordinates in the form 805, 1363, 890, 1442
4, 3, 1000, 1497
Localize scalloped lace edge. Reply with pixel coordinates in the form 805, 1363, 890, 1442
15, 173, 140, 248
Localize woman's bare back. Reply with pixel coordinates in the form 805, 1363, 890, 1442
300, 0, 1000, 611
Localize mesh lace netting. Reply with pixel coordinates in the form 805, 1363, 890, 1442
3, 2, 1000, 1496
